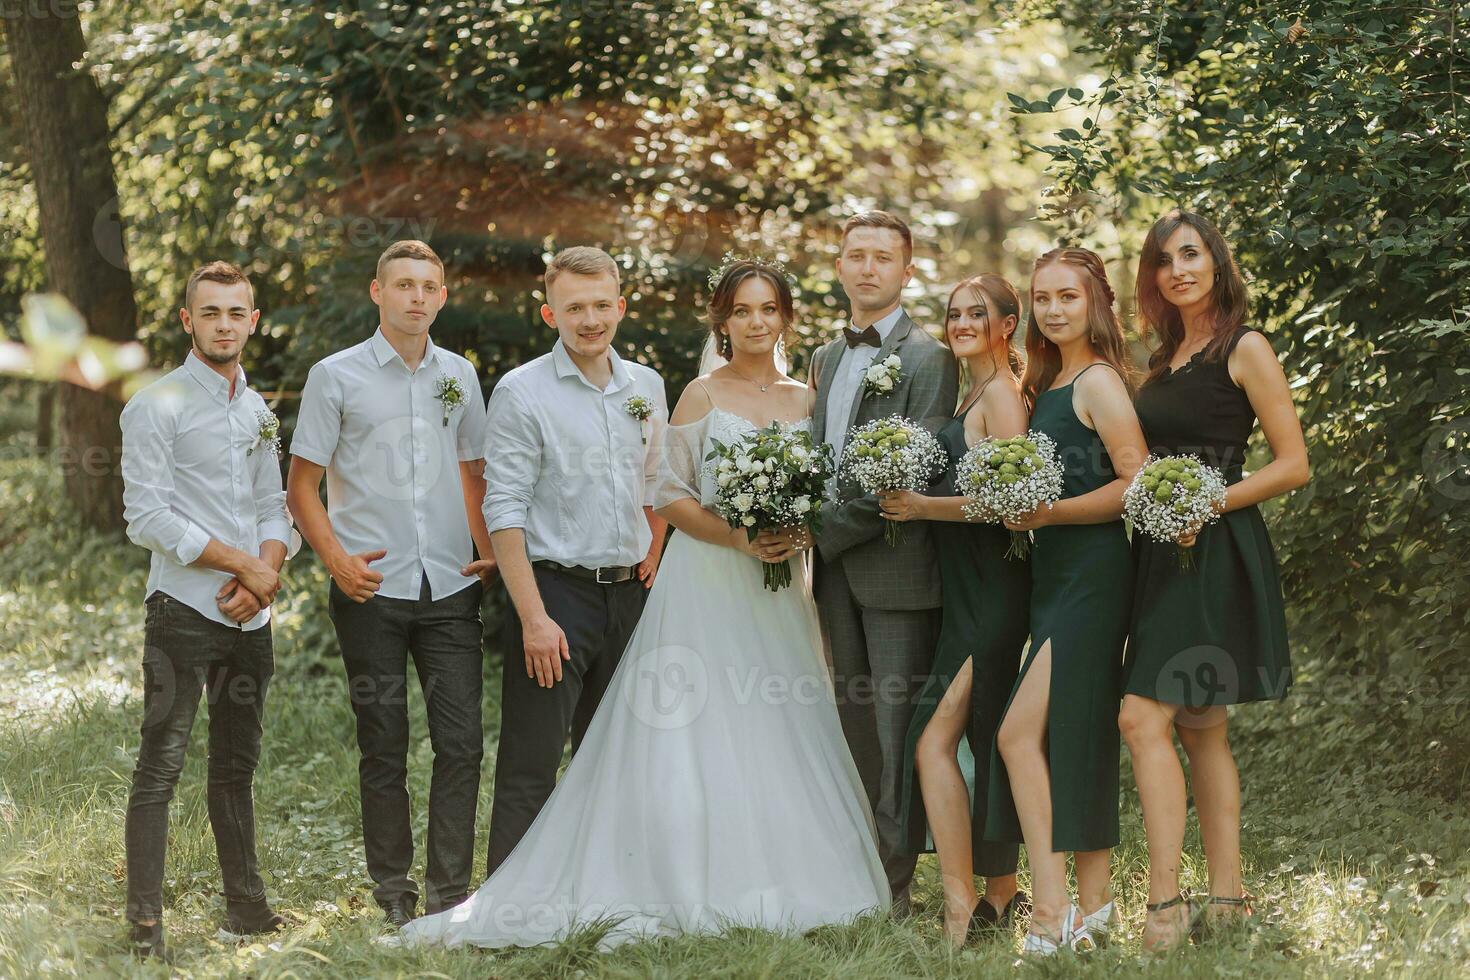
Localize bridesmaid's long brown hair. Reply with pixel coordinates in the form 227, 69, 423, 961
1020, 247, 1135, 409
1135, 209, 1248, 384
942, 274, 1025, 404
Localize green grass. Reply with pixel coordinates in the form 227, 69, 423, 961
0, 420, 1467, 976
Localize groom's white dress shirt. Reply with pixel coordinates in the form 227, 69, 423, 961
482, 339, 666, 569
291, 328, 488, 601
822, 305, 904, 459
120, 351, 292, 630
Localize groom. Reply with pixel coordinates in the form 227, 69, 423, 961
808, 211, 958, 914
482, 245, 668, 875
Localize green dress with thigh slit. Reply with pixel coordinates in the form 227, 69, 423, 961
985, 363, 1132, 853
896, 408, 1031, 875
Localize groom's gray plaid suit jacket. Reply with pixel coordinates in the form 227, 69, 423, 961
810, 311, 959, 610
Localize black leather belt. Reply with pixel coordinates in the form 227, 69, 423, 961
532, 559, 637, 584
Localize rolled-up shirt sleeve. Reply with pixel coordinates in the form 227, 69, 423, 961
250, 415, 292, 548
120, 393, 211, 566
482, 382, 541, 535
289, 362, 341, 466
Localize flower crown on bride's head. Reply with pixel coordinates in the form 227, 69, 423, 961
705, 249, 798, 291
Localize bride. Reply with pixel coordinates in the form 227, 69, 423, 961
400, 258, 889, 950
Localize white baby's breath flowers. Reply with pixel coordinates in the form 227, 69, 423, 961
955, 431, 1065, 559
249, 409, 281, 457
1123, 454, 1229, 572
433, 374, 466, 427
839, 415, 947, 546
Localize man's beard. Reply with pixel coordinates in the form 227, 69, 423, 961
195, 341, 239, 366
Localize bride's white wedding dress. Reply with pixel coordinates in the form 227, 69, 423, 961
400, 407, 889, 950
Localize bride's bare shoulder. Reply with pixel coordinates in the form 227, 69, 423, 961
670, 378, 716, 425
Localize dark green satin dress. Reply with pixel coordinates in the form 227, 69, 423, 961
896, 410, 1031, 876
985, 364, 1131, 853
1125, 327, 1292, 705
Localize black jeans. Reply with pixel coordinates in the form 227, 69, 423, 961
125, 591, 274, 923
485, 566, 646, 875
329, 578, 483, 914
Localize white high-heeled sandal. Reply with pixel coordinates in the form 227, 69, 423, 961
1082, 899, 1118, 947
1021, 904, 1094, 955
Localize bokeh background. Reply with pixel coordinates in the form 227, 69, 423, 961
1, 2, 1467, 975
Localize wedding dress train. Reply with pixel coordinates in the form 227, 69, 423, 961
400, 409, 888, 950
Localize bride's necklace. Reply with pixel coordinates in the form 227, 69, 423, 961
724, 363, 780, 392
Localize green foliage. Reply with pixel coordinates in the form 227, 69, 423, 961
1005, 0, 1470, 769
52, 0, 1063, 403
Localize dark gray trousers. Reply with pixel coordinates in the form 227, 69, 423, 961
329, 578, 484, 914
814, 558, 940, 902
485, 566, 647, 876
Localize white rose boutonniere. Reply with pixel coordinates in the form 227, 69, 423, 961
434, 374, 466, 427
861, 353, 903, 398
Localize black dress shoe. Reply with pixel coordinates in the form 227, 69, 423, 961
127, 920, 170, 961
384, 902, 417, 929
224, 899, 288, 936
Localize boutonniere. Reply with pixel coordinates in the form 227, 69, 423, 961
434, 374, 466, 427
861, 354, 903, 398
249, 409, 281, 457
624, 394, 653, 444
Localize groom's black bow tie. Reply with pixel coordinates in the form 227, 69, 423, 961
843, 325, 882, 349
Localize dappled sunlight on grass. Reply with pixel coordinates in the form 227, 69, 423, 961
2, 452, 1468, 975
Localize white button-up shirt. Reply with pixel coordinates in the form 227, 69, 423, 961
483, 339, 666, 569
120, 352, 292, 630
290, 329, 488, 601
823, 305, 905, 458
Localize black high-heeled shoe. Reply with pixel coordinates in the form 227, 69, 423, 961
1143, 892, 1202, 953
1190, 894, 1252, 942
965, 890, 1031, 946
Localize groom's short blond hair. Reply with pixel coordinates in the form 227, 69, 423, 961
545, 246, 621, 293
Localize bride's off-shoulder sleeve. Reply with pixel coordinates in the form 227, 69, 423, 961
652, 413, 711, 511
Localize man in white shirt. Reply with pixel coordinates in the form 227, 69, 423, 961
481, 245, 668, 874
119, 262, 291, 960
287, 241, 493, 926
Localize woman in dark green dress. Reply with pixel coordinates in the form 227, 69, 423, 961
989, 248, 1149, 955
879, 275, 1031, 947
1119, 210, 1309, 951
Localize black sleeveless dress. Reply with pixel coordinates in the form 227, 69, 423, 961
1124, 327, 1292, 705
896, 408, 1030, 876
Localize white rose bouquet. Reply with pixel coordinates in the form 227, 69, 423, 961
954, 431, 1065, 559
707, 422, 836, 591
1123, 454, 1229, 571
839, 415, 947, 546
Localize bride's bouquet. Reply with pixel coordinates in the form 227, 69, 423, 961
954, 431, 1065, 560
1123, 454, 1229, 572
839, 416, 948, 546
707, 422, 836, 591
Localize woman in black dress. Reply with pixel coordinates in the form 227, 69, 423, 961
879, 275, 1031, 947
1119, 210, 1309, 950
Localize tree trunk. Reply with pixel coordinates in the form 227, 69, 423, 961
3, 11, 137, 532
35, 383, 54, 452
